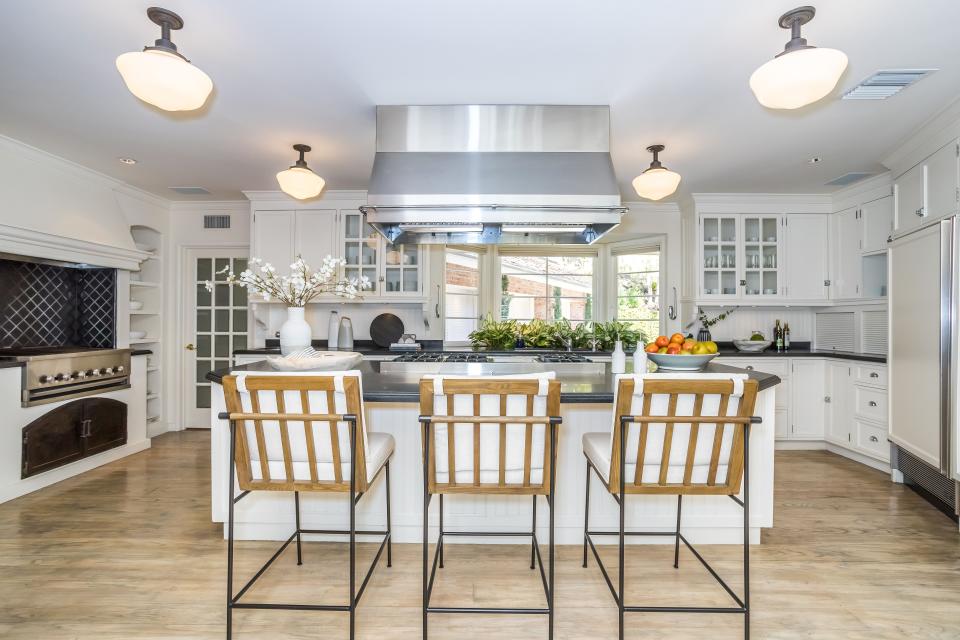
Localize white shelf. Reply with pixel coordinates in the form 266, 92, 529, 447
130, 337, 161, 344
147, 366, 160, 373
147, 415, 161, 423
129, 310, 159, 316
130, 281, 160, 288
146, 393, 160, 401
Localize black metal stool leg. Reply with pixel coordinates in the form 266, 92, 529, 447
744, 426, 751, 640
548, 424, 557, 640
582, 459, 590, 568
294, 491, 303, 566
386, 460, 393, 568
673, 495, 682, 569
531, 494, 537, 569
438, 493, 444, 569
349, 425, 357, 640
226, 420, 236, 640
618, 419, 627, 640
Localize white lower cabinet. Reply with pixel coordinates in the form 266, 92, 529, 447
720, 356, 889, 466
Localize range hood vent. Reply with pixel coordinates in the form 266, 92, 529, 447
362, 105, 624, 245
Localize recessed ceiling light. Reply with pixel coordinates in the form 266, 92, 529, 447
808, 156, 822, 164
119, 157, 137, 165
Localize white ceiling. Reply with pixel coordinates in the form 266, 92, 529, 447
3, 0, 960, 201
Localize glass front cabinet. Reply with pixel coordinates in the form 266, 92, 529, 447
698, 214, 783, 301
339, 210, 425, 298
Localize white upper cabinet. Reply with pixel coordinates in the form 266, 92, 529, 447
861, 195, 893, 254
924, 139, 959, 220
340, 210, 380, 296
783, 214, 829, 301
894, 162, 927, 234
295, 210, 338, 270
740, 215, 782, 299
832, 206, 862, 299
252, 210, 295, 273
698, 214, 740, 300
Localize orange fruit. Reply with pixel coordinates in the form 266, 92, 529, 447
682, 339, 696, 351
645, 342, 660, 353
670, 333, 684, 344
666, 343, 681, 354
655, 336, 670, 348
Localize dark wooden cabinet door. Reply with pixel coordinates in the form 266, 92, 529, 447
82, 398, 127, 456
22, 400, 85, 478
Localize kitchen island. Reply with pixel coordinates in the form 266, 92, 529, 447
207, 360, 780, 545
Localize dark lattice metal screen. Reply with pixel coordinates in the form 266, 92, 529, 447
0, 259, 116, 349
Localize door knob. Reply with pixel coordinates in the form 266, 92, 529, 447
185, 343, 196, 351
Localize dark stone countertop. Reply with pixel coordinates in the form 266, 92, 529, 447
207, 359, 781, 404
131, 349, 153, 357
713, 348, 885, 364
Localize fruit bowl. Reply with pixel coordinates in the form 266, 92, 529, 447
647, 352, 718, 371
733, 339, 772, 353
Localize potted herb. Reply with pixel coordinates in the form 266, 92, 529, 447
689, 307, 737, 342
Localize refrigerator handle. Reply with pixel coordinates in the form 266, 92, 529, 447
940, 217, 956, 475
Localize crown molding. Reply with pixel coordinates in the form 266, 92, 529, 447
242, 189, 368, 203
0, 134, 172, 209
830, 172, 893, 212
692, 192, 832, 214
882, 95, 960, 176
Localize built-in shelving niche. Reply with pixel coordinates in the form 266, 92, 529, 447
129, 225, 164, 433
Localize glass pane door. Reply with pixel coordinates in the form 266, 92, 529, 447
342, 212, 379, 294
701, 216, 738, 297
194, 256, 248, 412
742, 216, 779, 297
384, 244, 420, 295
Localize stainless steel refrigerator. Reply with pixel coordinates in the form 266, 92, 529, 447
889, 215, 959, 515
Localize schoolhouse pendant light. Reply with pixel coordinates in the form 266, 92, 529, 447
115, 7, 213, 112
749, 6, 848, 110
632, 145, 681, 201
276, 145, 326, 200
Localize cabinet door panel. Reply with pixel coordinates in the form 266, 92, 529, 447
861, 196, 894, 254
82, 398, 128, 456
784, 214, 829, 300
21, 400, 85, 478
832, 207, 862, 299
790, 360, 826, 438
825, 362, 851, 445
925, 140, 959, 220
699, 215, 740, 299
294, 210, 337, 270
253, 211, 294, 272
894, 164, 926, 233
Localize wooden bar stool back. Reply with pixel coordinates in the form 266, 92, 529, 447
221, 371, 393, 640
581, 373, 760, 640
418, 373, 562, 640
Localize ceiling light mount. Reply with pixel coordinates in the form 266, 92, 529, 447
778, 6, 816, 55
291, 144, 312, 169
144, 7, 187, 60
645, 144, 666, 170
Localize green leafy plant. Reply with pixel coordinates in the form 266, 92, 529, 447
591, 320, 645, 351
520, 318, 555, 348
694, 306, 737, 330
468, 314, 519, 350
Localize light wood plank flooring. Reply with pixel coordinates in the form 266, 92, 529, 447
1, 431, 958, 639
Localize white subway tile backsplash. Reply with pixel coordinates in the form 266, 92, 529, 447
689, 307, 813, 341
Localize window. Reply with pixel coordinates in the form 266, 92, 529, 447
499, 255, 594, 324
614, 247, 661, 340
444, 249, 481, 343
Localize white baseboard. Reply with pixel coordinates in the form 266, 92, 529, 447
0, 439, 151, 504
824, 444, 890, 473
775, 440, 827, 451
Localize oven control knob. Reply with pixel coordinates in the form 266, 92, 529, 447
115, 365, 125, 374
103, 367, 114, 375
73, 371, 85, 379
38, 374, 51, 384
85, 369, 96, 377
54, 373, 68, 381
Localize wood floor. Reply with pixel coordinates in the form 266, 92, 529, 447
1, 431, 958, 639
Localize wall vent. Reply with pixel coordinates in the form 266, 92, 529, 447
894, 447, 958, 516
815, 312, 855, 351
203, 215, 231, 229
826, 172, 874, 187
170, 186, 211, 195
842, 69, 937, 100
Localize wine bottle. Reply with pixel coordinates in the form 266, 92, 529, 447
784, 323, 791, 351
774, 319, 783, 352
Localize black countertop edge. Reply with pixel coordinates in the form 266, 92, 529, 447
206, 361, 780, 403
715, 349, 886, 364
131, 349, 152, 357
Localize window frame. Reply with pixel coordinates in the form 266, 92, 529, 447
494, 247, 600, 325
441, 246, 489, 346
606, 238, 666, 339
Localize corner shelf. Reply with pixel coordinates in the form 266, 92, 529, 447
130, 281, 160, 288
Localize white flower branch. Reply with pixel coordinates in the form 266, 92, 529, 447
205, 255, 371, 306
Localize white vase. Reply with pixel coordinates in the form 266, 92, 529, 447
327, 310, 340, 349
611, 340, 626, 374
632, 345, 648, 374
279, 307, 312, 355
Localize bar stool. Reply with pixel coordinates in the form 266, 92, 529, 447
418, 373, 562, 639
220, 371, 394, 640
581, 373, 760, 640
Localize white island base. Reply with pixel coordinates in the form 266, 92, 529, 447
210, 386, 776, 546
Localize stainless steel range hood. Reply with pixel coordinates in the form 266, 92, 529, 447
361, 105, 624, 245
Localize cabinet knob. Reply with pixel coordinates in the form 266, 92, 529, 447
869, 372, 879, 378
739, 279, 747, 286
868, 400, 878, 407
869, 435, 879, 443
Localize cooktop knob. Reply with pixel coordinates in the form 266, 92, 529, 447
115, 365, 125, 373
85, 369, 96, 377
103, 367, 114, 375
54, 373, 68, 381
73, 371, 85, 379
38, 374, 51, 384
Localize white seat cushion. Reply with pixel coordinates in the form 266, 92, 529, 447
582, 432, 728, 486
250, 432, 394, 484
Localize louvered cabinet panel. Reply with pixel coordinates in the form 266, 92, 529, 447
861, 310, 888, 355
816, 312, 856, 352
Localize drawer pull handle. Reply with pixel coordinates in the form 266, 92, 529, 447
869, 435, 879, 443
868, 401, 878, 407
869, 372, 879, 378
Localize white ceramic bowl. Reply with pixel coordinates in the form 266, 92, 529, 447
267, 351, 362, 371
647, 352, 717, 371
129, 330, 147, 340
733, 339, 772, 353
129, 300, 144, 311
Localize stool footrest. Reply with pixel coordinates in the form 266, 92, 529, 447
427, 607, 550, 615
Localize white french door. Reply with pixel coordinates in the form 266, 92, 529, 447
182, 247, 249, 429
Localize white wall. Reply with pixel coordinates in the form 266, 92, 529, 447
691, 307, 814, 342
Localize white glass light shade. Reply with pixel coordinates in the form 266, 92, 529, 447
276, 166, 326, 200
632, 167, 681, 201
115, 49, 213, 112
749, 47, 848, 110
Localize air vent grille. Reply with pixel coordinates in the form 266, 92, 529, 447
826, 172, 874, 187
861, 310, 888, 355
170, 186, 211, 195
203, 215, 231, 229
895, 447, 957, 514
815, 312, 855, 351
842, 69, 937, 100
